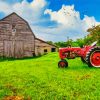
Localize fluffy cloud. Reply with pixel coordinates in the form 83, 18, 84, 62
1, 0, 22, 4
45, 5, 79, 25
45, 5, 100, 32
0, 1, 99, 42
0, 0, 47, 23
82, 15, 100, 30
43, 5, 100, 41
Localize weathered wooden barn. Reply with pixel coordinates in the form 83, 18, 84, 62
0, 13, 58, 58
0, 13, 35, 58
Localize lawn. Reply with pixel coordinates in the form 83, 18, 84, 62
0, 53, 100, 100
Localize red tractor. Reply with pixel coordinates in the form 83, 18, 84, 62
58, 41, 100, 68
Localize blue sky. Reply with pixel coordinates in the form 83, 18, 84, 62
48, 0, 100, 21
26, 0, 100, 21
0, 0, 100, 42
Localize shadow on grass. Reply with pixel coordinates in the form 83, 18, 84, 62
60, 61, 97, 70
59, 66, 97, 71
0, 55, 42, 62
68, 64, 97, 70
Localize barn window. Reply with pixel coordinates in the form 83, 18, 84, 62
12, 29, 16, 36
44, 49, 47, 53
12, 24, 16, 35
51, 48, 56, 52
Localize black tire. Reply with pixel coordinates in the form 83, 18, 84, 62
81, 57, 86, 63
58, 60, 68, 68
86, 46, 100, 67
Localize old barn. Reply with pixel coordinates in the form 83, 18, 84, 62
0, 13, 58, 58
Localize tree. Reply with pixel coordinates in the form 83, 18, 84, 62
54, 42, 67, 47
76, 39, 84, 47
87, 25, 100, 45
66, 39, 73, 46
47, 41, 54, 45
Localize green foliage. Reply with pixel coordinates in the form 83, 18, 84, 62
87, 25, 100, 45
84, 36, 93, 45
0, 53, 100, 99
76, 39, 84, 47
47, 41, 54, 45
54, 42, 67, 47
55, 39, 84, 47
71, 41, 79, 47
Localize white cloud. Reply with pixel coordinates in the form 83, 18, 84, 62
31, 0, 46, 8
45, 5, 100, 30
44, 5, 100, 41
82, 15, 100, 30
0, 1, 12, 13
0, 0, 47, 23
45, 5, 80, 26
0, 1, 100, 42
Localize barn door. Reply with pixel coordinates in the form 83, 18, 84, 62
14, 41, 24, 58
4, 41, 14, 57
4, 41, 24, 58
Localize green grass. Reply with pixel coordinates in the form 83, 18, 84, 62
0, 53, 100, 100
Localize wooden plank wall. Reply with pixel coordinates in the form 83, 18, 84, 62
0, 13, 35, 58
0, 41, 3, 57
4, 41, 14, 57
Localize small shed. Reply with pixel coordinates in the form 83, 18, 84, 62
0, 13, 35, 58
35, 38, 58, 56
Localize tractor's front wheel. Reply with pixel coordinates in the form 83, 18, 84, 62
86, 46, 100, 67
58, 60, 68, 68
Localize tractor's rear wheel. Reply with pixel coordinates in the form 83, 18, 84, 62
58, 60, 68, 68
81, 57, 87, 63
86, 46, 100, 67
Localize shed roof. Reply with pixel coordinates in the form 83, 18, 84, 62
35, 38, 58, 48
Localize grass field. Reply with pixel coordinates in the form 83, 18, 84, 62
0, 53, 100, 100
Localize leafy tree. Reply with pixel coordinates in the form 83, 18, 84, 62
86, 25, 100, 45
47, 41, 54, 45
66, 39, 73, 46
75, 39, 84, 47
54, 42, 67, 47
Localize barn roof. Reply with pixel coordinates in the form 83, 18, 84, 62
35, 38, 58, 48
0, 12, 36, 38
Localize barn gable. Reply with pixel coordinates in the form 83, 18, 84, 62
0, 12, 35, 40
0, 12, 35, 58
